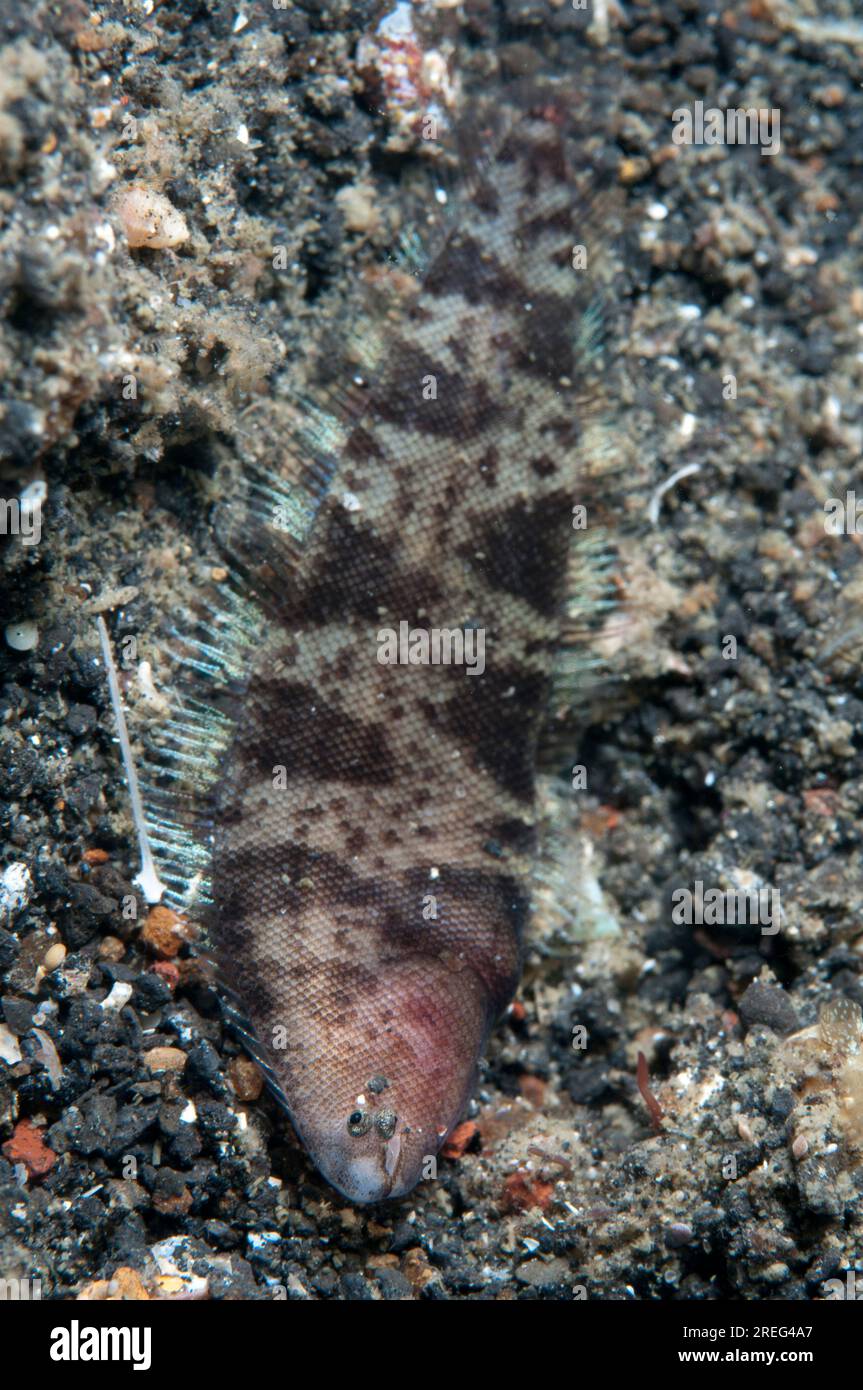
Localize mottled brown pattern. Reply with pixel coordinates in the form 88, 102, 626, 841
237, 680, 398, 785
211, 83, 613, 1202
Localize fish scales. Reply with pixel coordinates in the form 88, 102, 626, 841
211, 87, 613, 1202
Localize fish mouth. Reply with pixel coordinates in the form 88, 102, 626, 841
317, 1129, 409, 1205
336, 1156, 392, 1204
330, 1150, 397, 1204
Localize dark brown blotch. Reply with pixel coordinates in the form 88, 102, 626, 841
423, 234, 524, 309
374, 349, 501, 441
301, 505, 443, 623
239, 679, 397, 786
428, 666, 549, 801
461, 492, 571, 618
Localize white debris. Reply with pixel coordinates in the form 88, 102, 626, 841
587, 0, 610, 45
0, 1024, 23, 1066
648, 462, 702, 525
116, 187, 189, 251
100, 980, 134, 1012
136, 660, 170, 716
248, 1231, 281, 1250
768, 1, 863, 48
678, 411, 697, 443
1, 862, 32, 922
20, 478, 47, 517
31, 1027, 63, 1090
784, 244, 818, 270
5, 621, 39, 652
150, 1236, 210, 1299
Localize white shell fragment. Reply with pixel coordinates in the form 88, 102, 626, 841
116, 186, 190, 250
100, 981, 134, 1012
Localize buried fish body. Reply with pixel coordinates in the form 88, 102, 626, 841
205, 85, 617, 1203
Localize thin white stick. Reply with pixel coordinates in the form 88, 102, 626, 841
648, 462, 702, 526
96, 614, 165, 904
767, 1, 863, 47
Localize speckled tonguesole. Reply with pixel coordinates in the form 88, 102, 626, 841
209, 83, 613, 1203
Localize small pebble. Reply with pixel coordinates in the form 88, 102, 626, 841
82, 848, 110, 866
1, 1118, 56, 1178
145, 1046, 187, 1073
228, 1055, 265, 1102
515, 1256, 572, 1288
42, 943, 67, 972
116, 187, 189, 249
618, 155, 650, 184
142, 905, 193, 958
664, 1223, 694, 1249
82, 585, 140, 614
98, 935, 126, 962
739, 980, 799, 1036
151, 960, 180, 991
77, 1267, 151, 1302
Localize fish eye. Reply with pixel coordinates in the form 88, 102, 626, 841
347, 1109, 372, 1137
375, 1108, 397, 1139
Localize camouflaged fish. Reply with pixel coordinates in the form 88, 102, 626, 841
144, 77, 618, 1203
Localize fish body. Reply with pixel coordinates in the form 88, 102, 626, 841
207, 84, 613, 1202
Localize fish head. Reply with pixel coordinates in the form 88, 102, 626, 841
288, 958, 488, 1203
